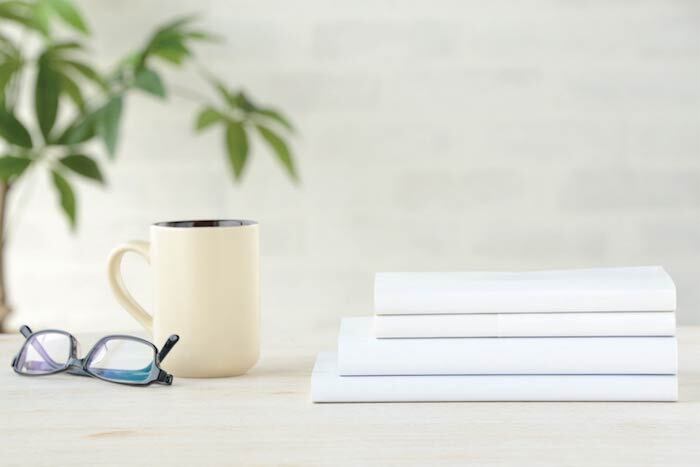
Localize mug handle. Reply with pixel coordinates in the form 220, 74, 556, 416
107, 240, 153, 333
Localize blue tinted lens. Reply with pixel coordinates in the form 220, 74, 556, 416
89, 364, 155, 383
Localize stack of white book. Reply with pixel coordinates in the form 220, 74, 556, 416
312, 266, 678, 402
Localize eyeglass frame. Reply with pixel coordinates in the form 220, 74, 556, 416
10, 325, 179, 386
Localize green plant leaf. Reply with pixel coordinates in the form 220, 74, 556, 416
45, 0, 89, 35
150, 42, 189, 65
50, 40, 82, 50
0, 1, 47, 35
49, 40, 83, 55
51, 169, 76, 229
0, 58, 21, 104
0, 108, 32, 148
213, 82, 255, 112
253, 107, 294, 132
0, 155, 31, 181
33, 1, 51, 35
155, 15, 198, 34
35, 54, 60, 139
186, 30, 221, 42
96, 94, 123, 158
224, 121, 248, 180
116, 50, 141, 68
235, 91, 256, 112
54, 109, 97, 145
59, 153, 103, 183
145, 15, 216, 54
256, 124, 297, 181
140, 16, 201, 67
133, 67, 166, 98
195, 107, 223, 132
58, 59, 107, 90
212, 79, 232, 101
59, 71, 85, 111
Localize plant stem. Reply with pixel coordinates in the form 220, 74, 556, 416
0, 181, 11, 332
4, 161, 39, 244
169, 83, 211, 104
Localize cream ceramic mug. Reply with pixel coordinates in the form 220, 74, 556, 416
107, 219, 259, 377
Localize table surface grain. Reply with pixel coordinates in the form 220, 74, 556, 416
1, 326, 699, 467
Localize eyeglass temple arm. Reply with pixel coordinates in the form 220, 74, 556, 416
158, 335, 180, 362
19, 325, 32, 338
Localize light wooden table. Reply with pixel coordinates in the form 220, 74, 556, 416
1, 327, 699, 467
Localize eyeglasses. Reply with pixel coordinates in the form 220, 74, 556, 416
11, 325, 179, 386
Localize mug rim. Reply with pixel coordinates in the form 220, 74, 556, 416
152, 219, 258, 228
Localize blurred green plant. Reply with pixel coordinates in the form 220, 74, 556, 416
0, 0, 298, 330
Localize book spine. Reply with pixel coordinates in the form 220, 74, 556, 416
373, 312, 677, 338
375, 289, 677, 314
338, 335, 678, 376
374, 270, 677, 314
312, 353, 678, 402
312, 374, 679, 402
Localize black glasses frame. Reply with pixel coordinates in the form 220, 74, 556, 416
10, 325, 179, 386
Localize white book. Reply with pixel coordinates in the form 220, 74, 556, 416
374, 266, 676, 315
312, 352, 678, 402
339, 317, 678, 376
374, 312, 676, 338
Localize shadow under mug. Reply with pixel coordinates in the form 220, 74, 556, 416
107, 219, 260, 378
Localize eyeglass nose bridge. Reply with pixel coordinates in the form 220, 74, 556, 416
65, 357, 91, 377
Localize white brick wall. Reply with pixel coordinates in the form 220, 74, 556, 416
6, 0, 700, 333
